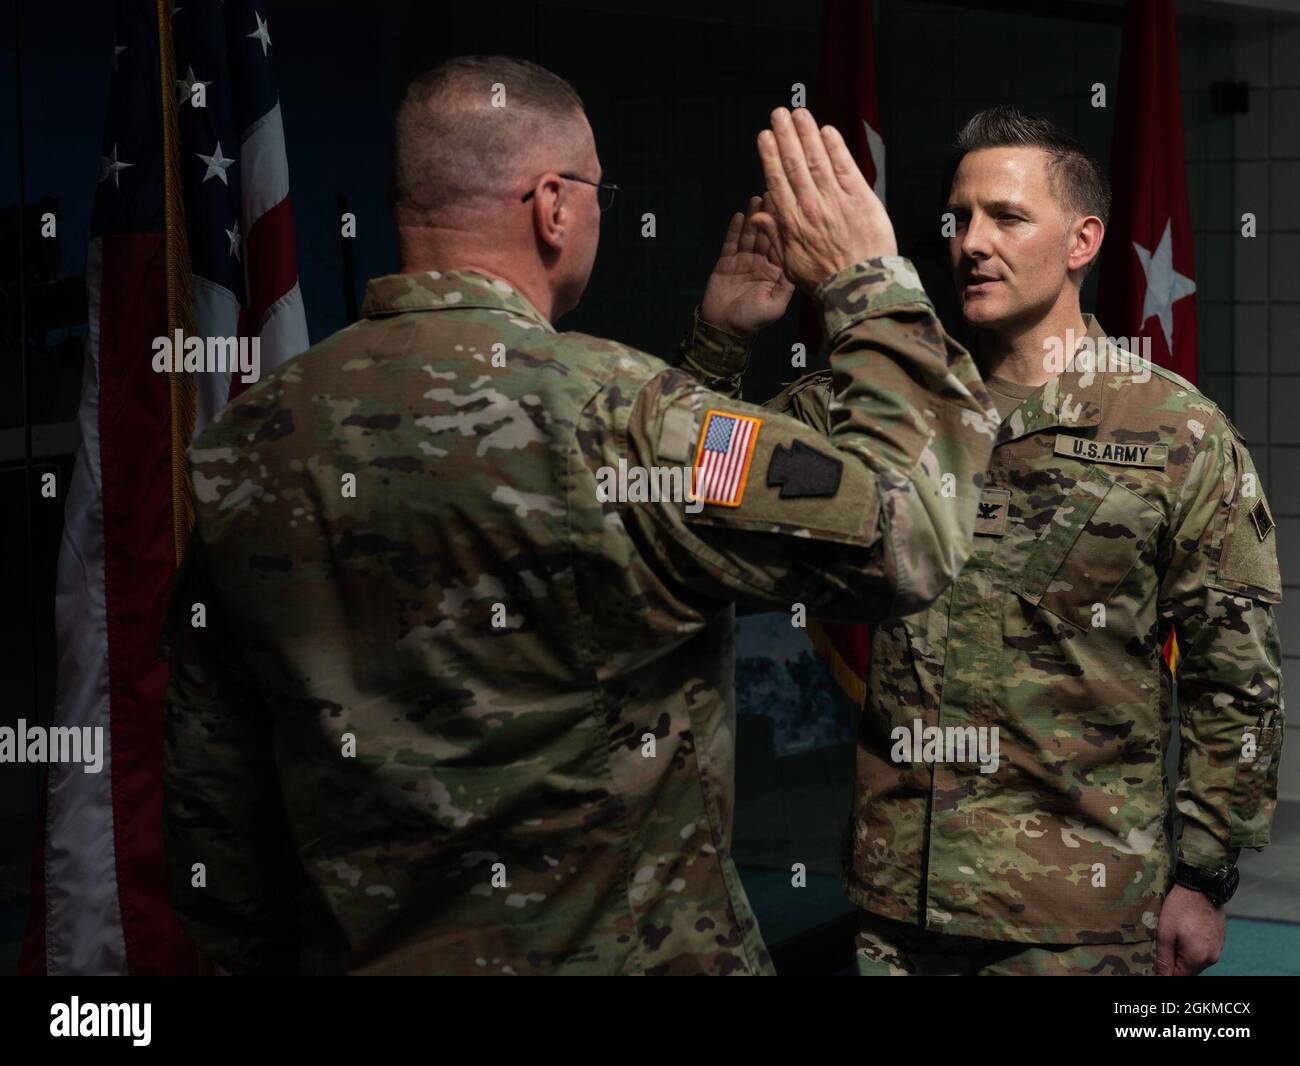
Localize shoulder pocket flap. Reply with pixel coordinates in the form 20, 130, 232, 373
1210, 445, 1283, 603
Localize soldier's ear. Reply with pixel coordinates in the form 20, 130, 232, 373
530, 172, 568, 253
1068, 215, 1104, 275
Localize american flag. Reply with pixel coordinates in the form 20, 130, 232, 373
20, 0, 307, 975
693, 411, 761, 508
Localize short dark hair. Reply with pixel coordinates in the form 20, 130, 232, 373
391, 55, 586, 222
947, 105, 1110, 229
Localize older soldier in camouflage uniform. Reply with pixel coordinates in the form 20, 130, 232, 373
714, 108, 1281, 976
159, 59, 997, 975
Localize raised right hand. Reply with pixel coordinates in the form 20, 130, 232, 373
700, 196, 795, 336
752, 107, 897, 293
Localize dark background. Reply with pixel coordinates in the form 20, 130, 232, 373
3, 0, 1298, 974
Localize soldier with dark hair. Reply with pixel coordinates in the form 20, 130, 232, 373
159, 57, 997, 976
718, 106, 1283, 976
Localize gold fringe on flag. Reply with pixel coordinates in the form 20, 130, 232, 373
157, 0, 196, 565
806, 620, 868, 710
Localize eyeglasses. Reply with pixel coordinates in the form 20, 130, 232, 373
521, 173, 619, 211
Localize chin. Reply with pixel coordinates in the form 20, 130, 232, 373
960, 296, 1008, 329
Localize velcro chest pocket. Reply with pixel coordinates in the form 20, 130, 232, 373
1017, 475, 1163, 631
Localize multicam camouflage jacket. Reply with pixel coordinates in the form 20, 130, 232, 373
691, 313, 1284, 945
160, 258, 998, 975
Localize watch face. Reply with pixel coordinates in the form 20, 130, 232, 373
1222, 865, 1241, 902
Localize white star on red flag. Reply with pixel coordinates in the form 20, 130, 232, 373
1133, 220, 1196, 353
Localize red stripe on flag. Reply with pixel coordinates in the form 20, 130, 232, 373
97, 232, 201, 976
718, 426, 743, 498
229, 194, 299, 404
244, 195, 299, 329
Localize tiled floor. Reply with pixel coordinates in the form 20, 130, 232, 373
1226, 799, 1300, 925
1206, 917, 1300, 976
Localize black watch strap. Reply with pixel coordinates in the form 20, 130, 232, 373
1173, 862, 1239, 907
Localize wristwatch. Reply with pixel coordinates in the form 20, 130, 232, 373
1173, 861, 1240, 907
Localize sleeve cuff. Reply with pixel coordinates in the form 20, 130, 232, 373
1177, 822, 1241, 871
814, 255, 933, 342
679, 306, 754, 379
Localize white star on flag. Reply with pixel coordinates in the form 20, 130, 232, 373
1133, 220, 1195, 353
197, 141, 235, 184
226, 225, 241, 260
248, 12, 272, 56
176, 63, 211, 104
98, 144, 133, 188
863, 119, 886, 204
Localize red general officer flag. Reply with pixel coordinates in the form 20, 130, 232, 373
815, 0, 885, 201
1098, 0, 1196, 673
802, 0, 884, 708
1098, 0, 1198, 384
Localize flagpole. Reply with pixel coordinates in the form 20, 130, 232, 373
157, 0, 196, 564
157, 0, 209, 977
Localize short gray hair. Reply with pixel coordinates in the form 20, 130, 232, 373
391, 55, 586, 223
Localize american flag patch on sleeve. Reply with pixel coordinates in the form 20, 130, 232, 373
691, 409, 762, 507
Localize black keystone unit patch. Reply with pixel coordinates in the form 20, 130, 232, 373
766, 440, 843, 499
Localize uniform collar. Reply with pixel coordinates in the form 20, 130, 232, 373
995, 313, 1111, 446
360, 269, 556, 333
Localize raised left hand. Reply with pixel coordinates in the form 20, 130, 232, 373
700, 196, 795, 337
1155, 884, 1227, 976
